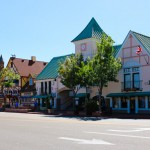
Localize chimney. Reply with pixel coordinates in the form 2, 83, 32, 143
31, 56, 36, 62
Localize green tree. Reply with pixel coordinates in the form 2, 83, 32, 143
58, 54, 84, 96
90, 34, 122, 111
0, 68, 20, 89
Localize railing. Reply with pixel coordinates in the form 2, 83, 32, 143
121, 80, 142, 92
3, 87, 21, 96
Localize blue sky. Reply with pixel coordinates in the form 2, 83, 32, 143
0, 0, 150, 66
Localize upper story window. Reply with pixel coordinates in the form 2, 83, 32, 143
29, 78, 33, 85
123, 67, 141, 91
124, 68, 131, 73
132, 67, 139, 72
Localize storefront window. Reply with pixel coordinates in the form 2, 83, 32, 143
121, 97, 127, 108
138, 97, 145, 108
112, 98, 119, 108
148, 97, 150, 108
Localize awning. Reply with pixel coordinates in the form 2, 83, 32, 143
75, 93, 89, 98
106, 91, 150, 97
32, 95, 48, 99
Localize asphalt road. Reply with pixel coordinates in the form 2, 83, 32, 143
0, 112, 150, 150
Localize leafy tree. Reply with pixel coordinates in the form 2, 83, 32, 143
0, 68, 20, 89
58, 54, 84, 97
90, 34, 122, 111
58, 54, 94, 112
78, 58, 94, 101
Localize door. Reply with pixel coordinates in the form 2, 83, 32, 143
130, 98, 135, 113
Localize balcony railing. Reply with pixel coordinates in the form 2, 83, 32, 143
121, 80, 142, 92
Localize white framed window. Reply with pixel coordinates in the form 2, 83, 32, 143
112, 98, 119, 108
123, 67, 140, 90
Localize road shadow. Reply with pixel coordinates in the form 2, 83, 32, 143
38, 113, 150, 121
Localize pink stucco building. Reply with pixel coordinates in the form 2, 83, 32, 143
72, 18, 150, 114
36, 17, 150, 114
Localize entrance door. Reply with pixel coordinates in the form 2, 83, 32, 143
130, 99, 135, 113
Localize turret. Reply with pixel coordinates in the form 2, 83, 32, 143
0, 55, 4, 71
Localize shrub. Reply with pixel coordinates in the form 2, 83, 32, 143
86, 100, 98, 116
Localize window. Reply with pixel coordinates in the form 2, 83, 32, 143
133, 73, 140, 89
148, 97, 150, 108
112, 98, 119, 108
124, 74, 131, 89
121, 97, 127, 108
49, 81, 51, 94
29, 78, 33, 85
138, 97, 145, 108
45, 82, 47, 94
132, 67, 139, 72
123, 67, 140, 90
41, 82, 43, 94
124, 68, 130, 73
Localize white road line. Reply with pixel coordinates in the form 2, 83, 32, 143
59, 137, 114, 145
85, 131, 150, 139
108, 128, 150, 133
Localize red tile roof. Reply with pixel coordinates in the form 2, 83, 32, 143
12, 58, 48, 77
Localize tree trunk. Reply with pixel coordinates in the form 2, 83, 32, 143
98, 86, 103, 113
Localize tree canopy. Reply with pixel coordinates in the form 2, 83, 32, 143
58, 54, 85, 94
0, 68, 20, 88
91, 34, 122, 95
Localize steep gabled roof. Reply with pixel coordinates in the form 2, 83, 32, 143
21, 81, 36, 93
132, 31, 150, 55
36, 54, 73, 80
113, 44, 122, 57
71, 17, 105, 42
0, 55, 4, 62
10, 57, 47, 77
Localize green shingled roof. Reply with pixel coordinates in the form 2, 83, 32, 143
132, 31, 150, 55
36, 54, 73, 80
71, 17, 105, 42
113, 44, 122, 57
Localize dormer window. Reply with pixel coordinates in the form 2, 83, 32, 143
29, 77, 33, 85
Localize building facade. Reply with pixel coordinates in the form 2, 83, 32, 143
35, 55, 73, 111
72, 18, 150, 114
35, 17, 150, 114
5, 56, 47, 107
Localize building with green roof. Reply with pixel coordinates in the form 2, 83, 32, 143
35, 17, 150, 114
71, 17, 106, 42
36, 54, 73, 80
35, 54, 74, 110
